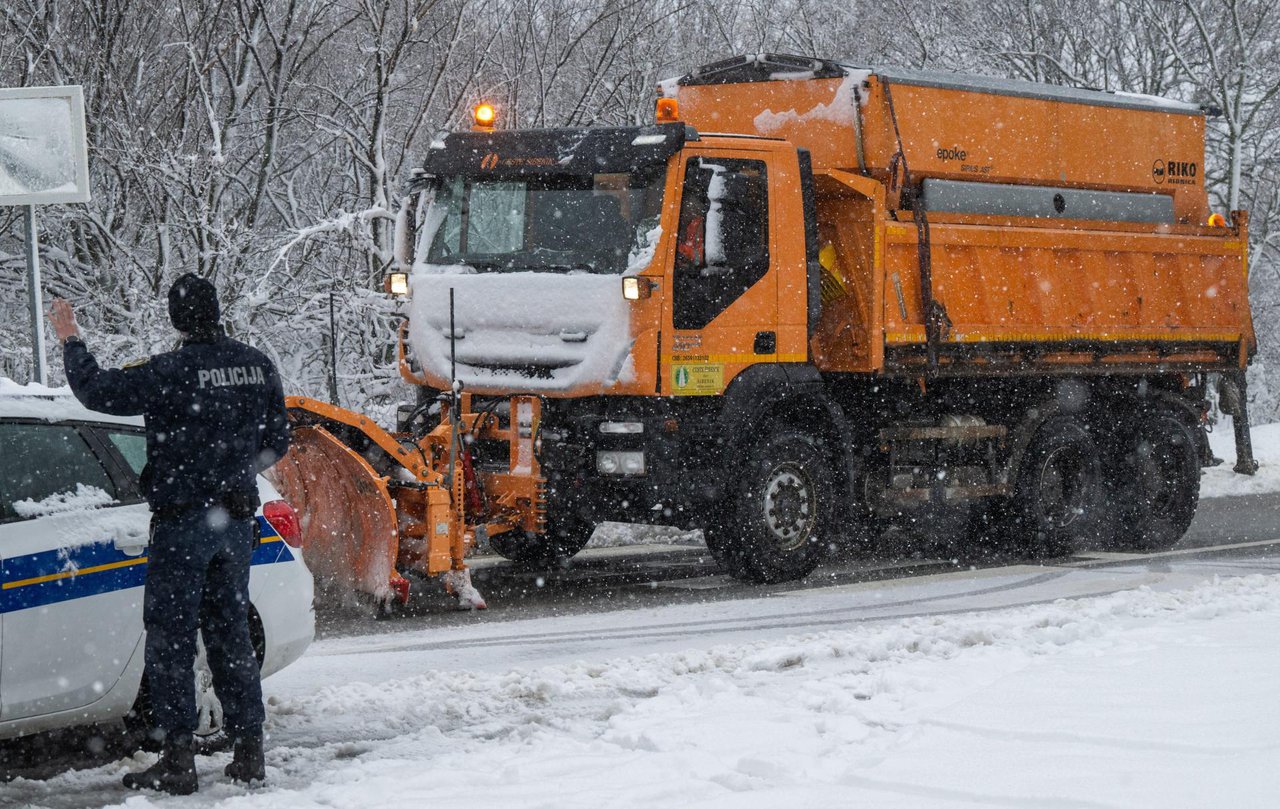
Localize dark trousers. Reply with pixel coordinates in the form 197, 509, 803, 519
143, 510, 264, 739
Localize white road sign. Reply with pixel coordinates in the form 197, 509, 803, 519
0, 86, 90, 206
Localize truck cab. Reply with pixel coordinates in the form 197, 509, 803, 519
397, 123, 815, 401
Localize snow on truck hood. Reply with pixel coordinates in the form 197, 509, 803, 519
407, 272, 635, 393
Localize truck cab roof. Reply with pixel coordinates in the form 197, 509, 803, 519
420, 122, 695, 179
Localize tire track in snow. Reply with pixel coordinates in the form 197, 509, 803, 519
311, 571, 1069, 656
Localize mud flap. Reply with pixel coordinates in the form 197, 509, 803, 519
1222, 372, 1259, 475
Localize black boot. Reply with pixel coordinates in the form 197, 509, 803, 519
224, 734, 266, 784
123, 736, 198, 795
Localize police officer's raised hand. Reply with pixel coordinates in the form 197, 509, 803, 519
50, 298, 82, 345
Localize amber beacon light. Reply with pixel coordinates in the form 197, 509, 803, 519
655, 97, 679, 123
473, 103, 496, 131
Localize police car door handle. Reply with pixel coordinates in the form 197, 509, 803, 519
113, 538, 147, 557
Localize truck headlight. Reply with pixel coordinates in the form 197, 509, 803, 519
387, 271, 410, 297
597, 450, 645, 476
622, 276, 654, 300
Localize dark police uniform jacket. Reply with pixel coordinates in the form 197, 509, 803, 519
63, 332, 290, 515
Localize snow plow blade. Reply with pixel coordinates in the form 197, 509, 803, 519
265, 396, 486, 610
268, 423, 402, 603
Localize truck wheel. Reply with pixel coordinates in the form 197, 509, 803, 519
1108, 414, 1200, 551
706, 430, 834, 583
488, 514, 594, 566
1004, 417, 1104, 559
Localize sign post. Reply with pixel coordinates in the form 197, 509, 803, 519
24, 205, 46, 384
0, 85, 91, 384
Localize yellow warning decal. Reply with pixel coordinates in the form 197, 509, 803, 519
671, 364, 723, 396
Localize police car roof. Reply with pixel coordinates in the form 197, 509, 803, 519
0, 379, 144, 427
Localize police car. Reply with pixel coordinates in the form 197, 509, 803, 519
0, 384, 314, 741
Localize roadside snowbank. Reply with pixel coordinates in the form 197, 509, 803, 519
1201, 418, 1280, 497
16, 572, 1279, 808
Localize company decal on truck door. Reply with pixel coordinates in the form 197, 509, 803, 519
671, 363, 723, 396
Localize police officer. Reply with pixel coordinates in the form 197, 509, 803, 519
49, 274, 290, 795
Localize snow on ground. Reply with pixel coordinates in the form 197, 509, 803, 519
10, 570, 1280, 808
5, 377, 1280, 807
586, 521, 701, 548
1201, 418, 1280, 498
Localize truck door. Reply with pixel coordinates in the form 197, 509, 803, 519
664, 152, 778, 395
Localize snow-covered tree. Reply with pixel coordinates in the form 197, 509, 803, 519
2, 0, 1277, 419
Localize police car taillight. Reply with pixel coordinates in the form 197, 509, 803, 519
263, 499, 303, 548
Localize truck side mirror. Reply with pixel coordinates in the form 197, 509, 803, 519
714, 175, 766, 270
393, 194, 416, 271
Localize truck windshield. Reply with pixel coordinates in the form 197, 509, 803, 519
424, 167, 666, 274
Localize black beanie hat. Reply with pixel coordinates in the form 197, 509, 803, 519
168, 273, 221, 334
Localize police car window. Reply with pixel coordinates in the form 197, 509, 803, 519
105, 430, 147, 477
0, 423, 117, 523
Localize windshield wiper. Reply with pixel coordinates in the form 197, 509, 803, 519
537, 262, 598, 273
432, 253, 506, 270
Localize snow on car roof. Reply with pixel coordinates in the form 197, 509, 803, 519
0, 378, 144, 426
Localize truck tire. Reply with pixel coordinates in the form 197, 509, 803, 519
488, 514, 594, 567
1002, 416, 1104, 559
1108, 414, 1200, 551
705, 429, 834, 583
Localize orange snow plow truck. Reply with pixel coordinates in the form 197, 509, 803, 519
270, 54, 1257, 606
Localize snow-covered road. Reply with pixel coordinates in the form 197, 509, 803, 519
9, 546, 1280, 809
